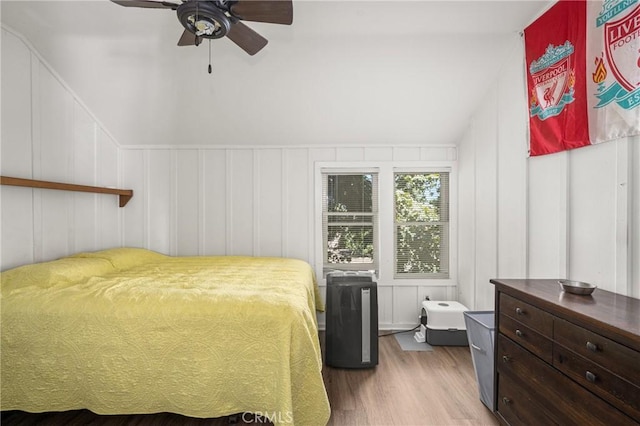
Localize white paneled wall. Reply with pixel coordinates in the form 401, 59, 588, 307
1, 28, 124, 270
525, 137, 639, 296
458, 34, 640, 309
1, 28, 34, 268
633, 141, 640, 299
121, 145, 458, 328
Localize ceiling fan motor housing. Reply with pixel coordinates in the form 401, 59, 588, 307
177, 1, 231, 39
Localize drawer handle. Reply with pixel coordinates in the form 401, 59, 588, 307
586, 371, 597, 383
502, 355, 510, 363
502, 397, 511, 405
515, 329, 524, 338
586, 341, 598, 352
515, 307, 524, 316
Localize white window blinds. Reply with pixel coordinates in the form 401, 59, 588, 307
394, 172, 450, 278
322, 172, 378, 273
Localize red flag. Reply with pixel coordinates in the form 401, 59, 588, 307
525, 0, 590, 156
525, 0, 640, 156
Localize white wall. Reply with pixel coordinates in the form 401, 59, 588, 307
1, 28, 124, 270
457, 39, 529, 310
458, 34, 640, 309
121, 145, 459, 329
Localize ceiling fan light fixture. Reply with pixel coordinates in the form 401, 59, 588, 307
178, 1, 230, 39
188, 16, 219, 37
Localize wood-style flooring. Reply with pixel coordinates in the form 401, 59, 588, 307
1, 331, 497, 426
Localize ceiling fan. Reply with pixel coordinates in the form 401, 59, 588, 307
111, 0, 292, 56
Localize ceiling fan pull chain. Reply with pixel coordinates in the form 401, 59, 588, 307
208, 40, 213, 74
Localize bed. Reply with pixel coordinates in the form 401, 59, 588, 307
0, 248, 330, 425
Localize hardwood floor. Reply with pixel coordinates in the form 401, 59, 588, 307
1, 332, 497, 426
321, 332, 497, 425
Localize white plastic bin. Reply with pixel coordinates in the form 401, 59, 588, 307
421, 301, 469, 346
463, 311, 495, 411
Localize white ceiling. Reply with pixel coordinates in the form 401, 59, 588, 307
1, 0, 550, 147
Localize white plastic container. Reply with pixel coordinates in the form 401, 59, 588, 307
421, 301, 469, 346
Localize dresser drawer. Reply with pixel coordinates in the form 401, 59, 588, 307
499, 313, 553, 364
497, 372, 559, 426
499, 293, 553, 337
497, 334, 637, 425
554, 343, 640, 420
554, 318, 640, 384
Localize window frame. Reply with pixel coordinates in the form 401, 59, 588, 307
393, 171, 450, 279
315, 162, 457, 287
320, 169, 380, 275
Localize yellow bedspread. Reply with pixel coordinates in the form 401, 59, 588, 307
1, 249, 330, 425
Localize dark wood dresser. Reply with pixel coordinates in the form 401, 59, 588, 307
491, 279, 640, 425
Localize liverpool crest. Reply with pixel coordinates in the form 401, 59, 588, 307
529, 41, 576, 120
593, 0, 640, 110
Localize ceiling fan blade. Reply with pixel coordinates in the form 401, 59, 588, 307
226, 21, 268, 55
230, 0, 293, 25
111, 0, 179, 9
177, 29, 202, 46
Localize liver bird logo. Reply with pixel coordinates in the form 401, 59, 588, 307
544, 80, 559, 108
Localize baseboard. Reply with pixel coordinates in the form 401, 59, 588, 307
317, 323, 418, 331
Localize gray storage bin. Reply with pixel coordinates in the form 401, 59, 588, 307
463, 311, 495, 411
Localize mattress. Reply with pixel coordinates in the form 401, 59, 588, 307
0, 248, 330, 425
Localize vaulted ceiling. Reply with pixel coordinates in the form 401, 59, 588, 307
1, 0, 549, 147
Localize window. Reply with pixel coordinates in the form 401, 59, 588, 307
316, 163, 455, 283
394, 172, 449, 278
322, 172, 378, 273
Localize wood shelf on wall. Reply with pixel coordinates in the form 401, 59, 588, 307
0, 176, 133, 207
